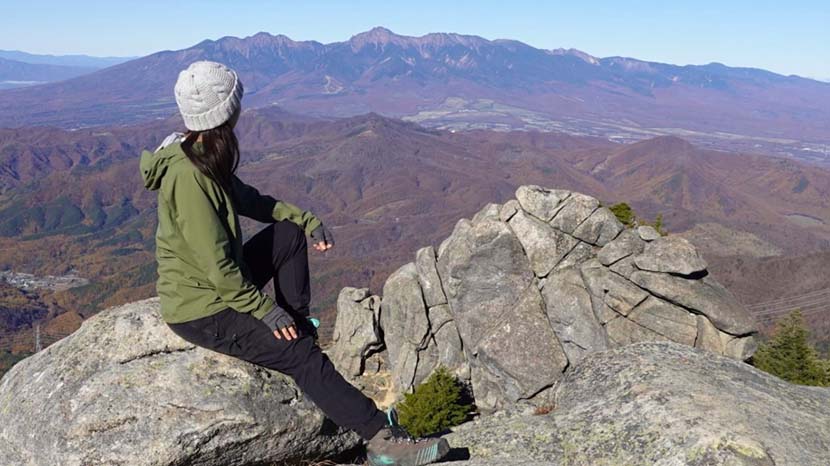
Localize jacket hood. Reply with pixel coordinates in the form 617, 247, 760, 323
139, 143, 188, 191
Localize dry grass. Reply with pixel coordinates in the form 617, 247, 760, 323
533, 404, 555, 415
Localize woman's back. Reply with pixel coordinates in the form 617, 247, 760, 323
140, 140, 254, 324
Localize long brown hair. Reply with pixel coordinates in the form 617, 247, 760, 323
181, 122, 240, 198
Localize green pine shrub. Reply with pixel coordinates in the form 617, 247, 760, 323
751, 310, 830, 387
397, 366, 472, 437
649, 213, 667, 235
609, 202, 667, 234
609, 202, 636, 227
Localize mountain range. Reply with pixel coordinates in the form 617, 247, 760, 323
1, 107, 829, 349
0, 28, 828, 163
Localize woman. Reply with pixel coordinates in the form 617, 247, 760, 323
139, 60, 449, 466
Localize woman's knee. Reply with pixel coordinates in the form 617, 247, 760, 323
271, 220, 306, 247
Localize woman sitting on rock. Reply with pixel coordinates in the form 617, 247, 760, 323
139, 60, 449, 466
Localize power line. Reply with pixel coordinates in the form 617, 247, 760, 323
753, 298, 830, 316
744, 290, 830, 318
755, 307, 830, 323
760, 286, 830, 301
756, 306, 830, 320
747, 288, 830, 310
755, 303, 829, 318
757, 307, 830, 323
752, 296, 830, 313
747, 288, 830, 306
751, 298, 830, 315
735, 288, 830, 327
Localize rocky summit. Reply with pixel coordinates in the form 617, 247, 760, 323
328, 185, 758, 412
1, 185, 788, 466
0, 298, 359, 466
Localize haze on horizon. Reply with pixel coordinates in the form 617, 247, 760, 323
3, 0, 829, 80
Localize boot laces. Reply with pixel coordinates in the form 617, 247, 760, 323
382, 406, 427, 444
387, 424, 420, 444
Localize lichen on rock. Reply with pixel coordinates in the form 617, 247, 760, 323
0, 298, 359, 466
437, 342, 828, 465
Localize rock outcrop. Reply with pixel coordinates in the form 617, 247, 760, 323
330, 185, 758, 411
329, 287, 384, 378
438, 342, 830, 466
0, 298, 359, 466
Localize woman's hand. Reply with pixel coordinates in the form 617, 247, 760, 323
273, 324, 297, 340
262, 304, 298, 341
310, 224, 334, 252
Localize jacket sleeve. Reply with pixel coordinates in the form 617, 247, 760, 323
174, 170, 276, 319
231, 175, 322, 235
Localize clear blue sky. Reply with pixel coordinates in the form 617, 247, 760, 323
3, 0, 829, 78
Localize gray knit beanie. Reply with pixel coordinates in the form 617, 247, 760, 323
174, 61, 243, 131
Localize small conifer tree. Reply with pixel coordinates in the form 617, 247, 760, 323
608, 202, 667, 234
397, 366, 472, 437
609, 202, 636, 227
752, 310, 829, 387
651, 213, 667, 235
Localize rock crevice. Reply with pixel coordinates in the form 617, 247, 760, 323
330, 185, 759, 411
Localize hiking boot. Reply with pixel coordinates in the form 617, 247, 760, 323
366, 409, 450, 466
366, 425, 450, 466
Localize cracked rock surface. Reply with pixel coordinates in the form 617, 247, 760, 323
0, 298, 359, 466
437, 342, 830, 466
331, 185, 759, 412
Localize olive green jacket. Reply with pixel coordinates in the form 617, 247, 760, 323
139, 141, 321, 324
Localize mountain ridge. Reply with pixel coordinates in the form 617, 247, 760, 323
1, 27, 827, 162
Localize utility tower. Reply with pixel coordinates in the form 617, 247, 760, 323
35, 323, 42, 353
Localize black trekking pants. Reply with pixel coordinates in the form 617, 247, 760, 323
166, 220, 387, 440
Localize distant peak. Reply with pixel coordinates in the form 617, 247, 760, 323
367, 26, 395, 36
201, 31, 328, 54
635, 135, 695, 151
348, 27, 489, 50
240, 31, 299, 44
549, 48, 599, 65
345, 111, 395, 126
349, 27, 399, 46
